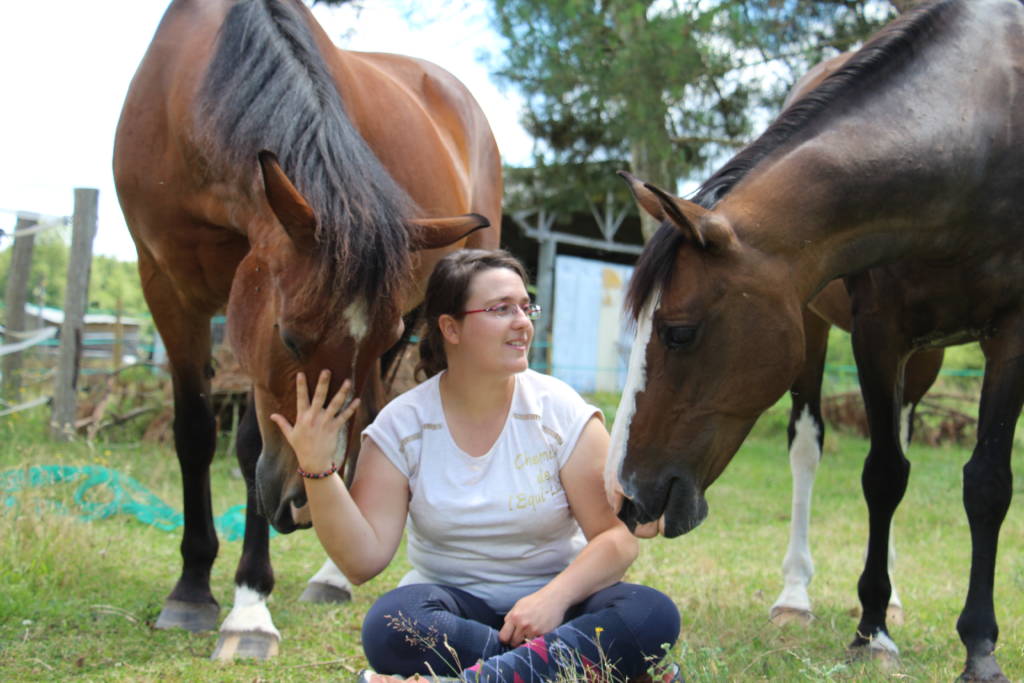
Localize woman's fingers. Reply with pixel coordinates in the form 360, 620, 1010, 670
333, 397, 361, 425
326, 378, 353, 413
312, 369, 331, 408
498, 618, 530, 647
295, 372, 310, 412
294, 371, 360, 425
269, 413, 292, 439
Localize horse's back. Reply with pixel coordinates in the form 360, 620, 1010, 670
338, 49, 502, 243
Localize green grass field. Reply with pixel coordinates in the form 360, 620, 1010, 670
1, 399, 1022, 681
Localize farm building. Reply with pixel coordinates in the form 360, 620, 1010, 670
500, 172, 645, 394
5, 303, 146, 365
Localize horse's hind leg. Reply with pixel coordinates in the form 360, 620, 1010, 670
771, 310, 828, 625
848, 314, 909, 666
212, 393, 281, 660
954, 327, 1021, 683
883, 347, 944, 626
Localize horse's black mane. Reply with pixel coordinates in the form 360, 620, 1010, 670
197, 0, 414, 319
625, 0, 960, 321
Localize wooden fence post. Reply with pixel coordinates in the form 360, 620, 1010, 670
50, 188, 98, 440
3, 213, 39, 401
113, 295, 124, 373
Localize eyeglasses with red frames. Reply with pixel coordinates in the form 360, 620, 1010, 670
463, 302, 542, 320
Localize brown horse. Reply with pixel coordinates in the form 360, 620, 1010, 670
606, 1, 1021, 679
770, 53, 947, 626
113, 0, 501, 659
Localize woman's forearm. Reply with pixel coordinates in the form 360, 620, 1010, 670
301, 475, 394, 584
540, 526, 639, 608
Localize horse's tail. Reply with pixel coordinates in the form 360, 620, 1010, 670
196, 0, 414, 316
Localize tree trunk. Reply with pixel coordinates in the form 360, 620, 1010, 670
617, 2, 673, 242
628, 139, 669, 242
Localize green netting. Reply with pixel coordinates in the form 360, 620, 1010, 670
0, 465, 266, 541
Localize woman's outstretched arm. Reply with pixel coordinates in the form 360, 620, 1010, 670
271, 370, 409, 584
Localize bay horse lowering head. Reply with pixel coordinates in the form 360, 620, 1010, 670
606, 174, 806, 537
230, 153, 486, 533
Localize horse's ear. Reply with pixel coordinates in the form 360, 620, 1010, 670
617, 170, 666, 221
641, 182, 736, 252
258, 151, 317, 252
640, 182, 708, 247
407, 213, 490, 250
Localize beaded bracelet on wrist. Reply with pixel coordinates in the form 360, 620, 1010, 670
297, 462, 339, 479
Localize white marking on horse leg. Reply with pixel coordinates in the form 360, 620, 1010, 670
220, 585, 280, 638
771, 406, 820, 618
867, 630, 900, 657
308, 557, 354, 593
898, 402, 913, 453
344, 300, 369, 342
887, 402, 911, 615
887, 524, 903, 612
605, 291, 657, 504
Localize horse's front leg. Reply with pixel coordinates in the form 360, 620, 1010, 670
212, 393, 280, 660
955, 328, 1021, 683
771, 310, 828, 626
156, 366, 221, 631
148, 289, 221, 632
848, 317, 909, 667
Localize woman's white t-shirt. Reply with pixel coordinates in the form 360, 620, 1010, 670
362, 369, 600, 613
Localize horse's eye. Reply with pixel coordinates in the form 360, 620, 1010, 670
280, 327, 305, 360
660, 324, 699, 351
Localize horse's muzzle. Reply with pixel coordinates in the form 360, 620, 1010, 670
618, 474, 708, 538
255, 451, 310, 534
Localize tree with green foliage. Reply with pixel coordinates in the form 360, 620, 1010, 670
0, 220, 69, 312
0, 223, 149, 319
489, 0, 903, 237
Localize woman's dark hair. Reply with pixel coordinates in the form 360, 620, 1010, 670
417, 249, 530, 379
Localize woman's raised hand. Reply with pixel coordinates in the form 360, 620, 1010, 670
269, 370, 361, 477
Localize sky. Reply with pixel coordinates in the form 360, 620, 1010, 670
0, 1, 533, 262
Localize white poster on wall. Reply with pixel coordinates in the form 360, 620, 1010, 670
552, 255, 634, 394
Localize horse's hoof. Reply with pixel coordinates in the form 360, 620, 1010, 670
886, 604, 904, 626
210, 630, 280, 660
155, 599, 220, 632
958, 654, 1010, 682
299, 581, 352, 604
848, 637, 901, 672
769, 606, 814, 626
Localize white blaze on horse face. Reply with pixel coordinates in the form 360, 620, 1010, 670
343, 299, 369, 342
605, 290, 658, 505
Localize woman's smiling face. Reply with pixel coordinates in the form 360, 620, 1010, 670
448, 267, 534, 376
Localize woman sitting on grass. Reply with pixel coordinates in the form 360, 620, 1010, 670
271, 249, 680, 681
